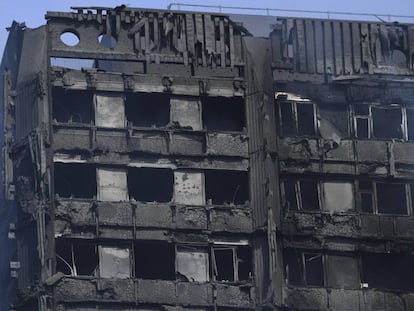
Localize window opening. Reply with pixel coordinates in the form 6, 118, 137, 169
128, 167, 173, 202
54, 163, 96, 198
52, 89, 94, 124
204, 170, 248, 205
56, 240, 97, 276
376, 182, 407, 215
299, 180, 319, 210
135, 241, 175, 280
125, 93, 170, 128
202, 97, 245, 131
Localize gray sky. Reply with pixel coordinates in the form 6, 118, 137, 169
2, 0, 414, 54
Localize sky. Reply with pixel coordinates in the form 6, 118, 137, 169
1, 0, 414, 54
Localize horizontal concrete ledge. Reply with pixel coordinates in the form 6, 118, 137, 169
55, 199, 253, 236
51, 68, 244, 97
284, 287, 414, 311
283, 211, 414, 242
53, 125, 249, 158
53, 277, 255, 308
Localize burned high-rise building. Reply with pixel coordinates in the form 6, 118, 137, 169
2, 5, 414, 311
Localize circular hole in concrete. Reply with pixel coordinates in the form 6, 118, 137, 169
60, 31, 80, 47
98, 34, 117, 49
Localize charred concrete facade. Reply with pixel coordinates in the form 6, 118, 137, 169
2, 6, 414, 311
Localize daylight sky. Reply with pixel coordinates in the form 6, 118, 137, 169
1, 0, 414, 54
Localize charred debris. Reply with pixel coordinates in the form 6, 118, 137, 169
2, 6, 414, 311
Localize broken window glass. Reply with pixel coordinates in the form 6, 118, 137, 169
202, 97, 245, 132
284, 250, 324, 287
204, 170, 248, 205
135, 241, 175, 280
372, 106, 403, 139
52, 89, 94, 124
56, 240, 97, 276
125, 93, 170, 128
99, 246, 131, 279
54, 163, 96, 199
94, 93, 125, 128
359, 180, 374, 213
297, 103, 315, 136
170, 97, 202, 130
97, 168, 128, 202
128, 167, 173, 203
304, 253, 324, 286
284, 249, 304, 286
211, 244, 252, 283
282, 179, 298, 210
279, 101, 295, 136
174, 171, 205, 205
376, 182, 407, 215
176, 246, 209, 282
279, 101, 315, 137
212, 247, 235, 282
299, 180, 319, 210
322, 181, 354, 212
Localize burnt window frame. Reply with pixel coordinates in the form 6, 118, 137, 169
211, 244, 252, 283
352, 103, 407, 140
277, 97, 317, 137
357, 180, 412, 216
284, 250, 325, 287
175, 242, 253, 284
281, 178, 324, 212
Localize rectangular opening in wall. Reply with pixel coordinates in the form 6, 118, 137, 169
176, 245, 209, 282
299, 180, 319, 210
354, 104, 370, 139
97, 168, 128, 202
174, 171, 204, 205
318, 104, 349, 139
304, 253, 324, 286
125, 93, 170, 128
322, 181, 354, 212
407, 108, 414, 140
56, 240, 98, 276
356, 118, 369, 138
361, 253, 414, 290
135, 241, 175, 280
376, 182, 407, 215
282, 179, 298, 211
171, 97, 202, 130
128, 167, 173, 202
204, 170, 248, 205
237, 246, 252, 281
359, 180, 374, 213
284, 249, 304, 286
212, 244, 252, 283
202, 97, 245, 132
54, 163, 96, 199
94, 94, 125, 128
212, 247, 235, 282
279, 101, 295, 136
372, 106, 402, 139
99, 246, 131, 279
52, 89, 94, 124
297, 103, 315, 136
